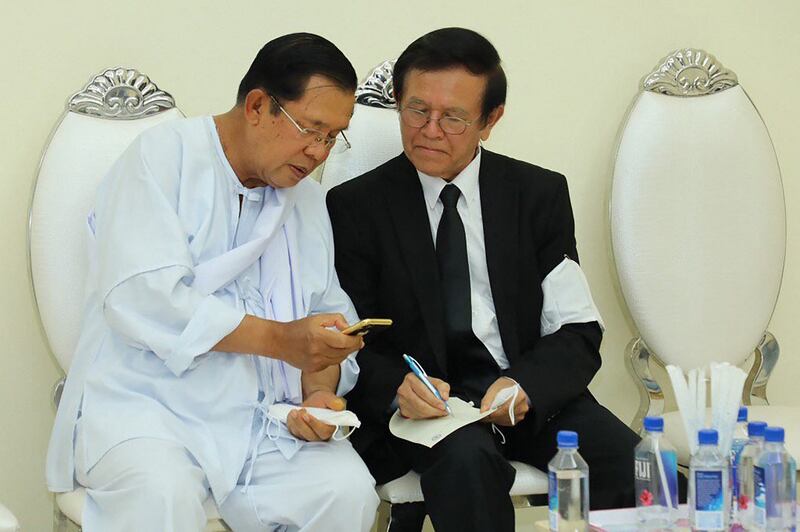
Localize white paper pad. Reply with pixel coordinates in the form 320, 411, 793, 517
388, 385, 518, 448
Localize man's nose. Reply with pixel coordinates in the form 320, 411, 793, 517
304, 141, 328, 162
421, 115, 445, 138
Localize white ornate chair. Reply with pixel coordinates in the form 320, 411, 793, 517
610, 49, 799, 466
320, 61, 549, 531
29, 68, 229, 531
0, 503, 20, 532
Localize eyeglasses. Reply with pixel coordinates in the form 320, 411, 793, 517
271, 96, 351, 153
399, 107, 474, 135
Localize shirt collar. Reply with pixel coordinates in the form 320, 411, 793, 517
207, 116, 265, 201
417, 147, 482, 211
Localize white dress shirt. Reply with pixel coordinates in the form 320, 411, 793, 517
417, 149, 510, 369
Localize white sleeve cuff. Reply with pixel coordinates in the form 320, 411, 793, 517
335, 354, 360, 397
164, 295, 246, 376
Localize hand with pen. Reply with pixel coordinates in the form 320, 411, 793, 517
397, 355, 451, 419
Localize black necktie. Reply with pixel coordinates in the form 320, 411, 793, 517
436, 184, 499, 402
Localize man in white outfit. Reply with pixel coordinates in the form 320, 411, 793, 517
46, 33, 379, 531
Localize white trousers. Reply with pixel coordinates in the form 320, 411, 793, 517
75, 430, 379, 532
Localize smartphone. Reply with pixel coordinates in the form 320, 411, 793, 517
342, 318, 393, 336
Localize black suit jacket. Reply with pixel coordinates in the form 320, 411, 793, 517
326, 150, 602, 483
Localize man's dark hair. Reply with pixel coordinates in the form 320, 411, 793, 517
237, 33, 357, 110
393, 27, 507, 123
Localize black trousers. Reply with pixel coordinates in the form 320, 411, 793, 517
390, 394, 641, 532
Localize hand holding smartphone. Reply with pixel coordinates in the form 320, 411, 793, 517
341, 318, 392, 336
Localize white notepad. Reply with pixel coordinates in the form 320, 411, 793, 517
389, 385, 519, 447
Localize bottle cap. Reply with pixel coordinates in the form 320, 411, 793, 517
557, 430, 578, 448
643, 416, 664, 432
764, 426, 785, 443
698, 428, 718, 445
747, 421, 767, 438
738, 406, 748, 422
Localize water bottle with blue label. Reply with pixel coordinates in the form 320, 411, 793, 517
548, 430, 589, 532
737, 420, 767, 530
689, 428, 729, 531
634, 416, 678, 529
730, 406, 749, 522
753, 426, 796, 531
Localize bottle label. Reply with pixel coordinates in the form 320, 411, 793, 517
731, 439, 746, 509
549, 470, 558, 531
694, 470, 725, 530
753, 465, 766, 527
635, 451, 678, 508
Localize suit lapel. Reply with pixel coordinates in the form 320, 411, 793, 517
479, 150, 520, 361
384, 155, 448, 371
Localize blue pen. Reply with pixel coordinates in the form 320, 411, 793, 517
402, 354, 452, 415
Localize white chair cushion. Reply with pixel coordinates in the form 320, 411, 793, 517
30, 109, 182, 371
56, 487, 226, 530
376, 460, 547, 505
662, 405, 800, 467
611, 86, 785, 370
319, 104, 402, 191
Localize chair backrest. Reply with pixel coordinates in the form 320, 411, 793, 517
29, 68, 181, 372
610, 49, 785, 370
320, 60, 403, 190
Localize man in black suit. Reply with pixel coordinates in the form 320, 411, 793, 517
327, 28, 639, 532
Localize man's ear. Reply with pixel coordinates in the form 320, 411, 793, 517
243, 88, 270, 125
479, 104, 505, 142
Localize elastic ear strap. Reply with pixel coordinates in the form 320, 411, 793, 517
265, 414, 282, 441
507, 386, 519, 426
332, 425, 357, 441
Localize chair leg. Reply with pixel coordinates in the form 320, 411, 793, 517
375, 501, 391, 532
744, 331, 779, 406
387, 502, 426, 532
53, 504, 74, 532
625, 337, 665, 434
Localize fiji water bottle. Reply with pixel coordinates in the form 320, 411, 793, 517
731, 406, 749, 522
634, 416, 678, 529
548, 430, 590, 532
754, 426, 796, 531
737, 421, 767, 530
689, 428, 729, 531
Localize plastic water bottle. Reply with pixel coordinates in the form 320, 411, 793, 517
634, 416, 678, 529
548, 430, 589, 532
754, 426, 796, 531
730, 406, 749, 522
737, 421, 767, 530
689, 428, 729, 531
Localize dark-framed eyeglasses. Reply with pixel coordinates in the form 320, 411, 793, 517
399, 106, 474, 135
271, 96, 351, 153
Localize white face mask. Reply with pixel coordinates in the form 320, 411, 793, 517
489, 384, 520, 426
267, 404, 361, 441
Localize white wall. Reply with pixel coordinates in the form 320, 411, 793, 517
2, 1, 798, 528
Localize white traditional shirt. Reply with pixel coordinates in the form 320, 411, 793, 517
45, 116, 360, 505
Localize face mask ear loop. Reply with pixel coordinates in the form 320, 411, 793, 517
332, 425, 357, 441
507, 385, 519, 426
491, 424, 507, 445
265, 413, 282, 442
